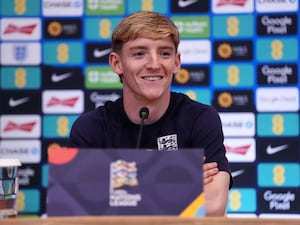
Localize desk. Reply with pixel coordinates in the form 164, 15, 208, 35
3, 216, 300, 225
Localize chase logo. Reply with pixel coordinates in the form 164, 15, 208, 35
256, 38, 298, 62
213, 64, 254, 87
258, 163, 300, 187
128, 0, 167, 14
227, 188, 256, 213
257, 64, 298, 85
257, 14, 297, 36
85, 66, 122, 89
172, 16, 209, 38
0, 0, 41, 16
172, 66, 209, 86
213, 15, 253, 38
171, 87, 211, 105
43, 115, 78, 138
0, 42, 41, 65
85, 0, 125, 15
0, 67, 41, 90
85, 17, 121, 40
42, 0, 83, 16
43, 41, 83, 65
214, 40, 253, 61
257, 113, 299, 137
44, 19, 82, 39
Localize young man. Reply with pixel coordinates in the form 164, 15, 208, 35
69, 11, 231, 216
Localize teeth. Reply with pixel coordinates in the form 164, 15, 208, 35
144, 76, 161, 81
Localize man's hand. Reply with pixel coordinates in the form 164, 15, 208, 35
203, 156, 219, 185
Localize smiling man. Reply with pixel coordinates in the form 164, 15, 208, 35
68, 11, 232, 216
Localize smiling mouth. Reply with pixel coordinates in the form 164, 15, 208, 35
142, 76, 163, 81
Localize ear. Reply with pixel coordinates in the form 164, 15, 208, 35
109, 52, 123, 75
173, 52, 181, 74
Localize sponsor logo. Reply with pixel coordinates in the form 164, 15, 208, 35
266, 144, 288, 155
18, 166, 37, 186
0, 115, 41, 138
229, 164, 257, 187
179, 40, 211, 64
43, 115, 78, 138
85, 90, 121, 110
85, 67, 122, 89
257, 64, 298, 85
172, 66, 209, 86
109, 160, 141, 207
1, 18, 41, 40
231, 169, 245, 178
1, 42, 41, 65
220, 112, 255, 137
43, 0, 83, 16
256, 87, 299, 112
257, 14, 297, 36
172, 16, 209, 38
86, 43, 111, 63
214, 40, 253, 61
225, 138, 256, 162
86, 0, 125, 15
256, 0, 298, 12
213, 0, 254, 13
227, 188, 257, 212
157, 134, 178, 151
42, 66, 83, 89
44, 19, 82, 39
93, 48, 112, 58
171, 0, 209, 13
42, 90, 84, 114
9, 97, 30, 107
0, 140, 41, 164
178, 0, 200, 8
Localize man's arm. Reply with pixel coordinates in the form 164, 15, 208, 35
203, 162, 230, 216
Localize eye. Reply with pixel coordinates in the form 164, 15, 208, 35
133, 51, 145, 57
160, 51, 171, 57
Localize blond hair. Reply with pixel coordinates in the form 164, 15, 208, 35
111, 11, 180, 52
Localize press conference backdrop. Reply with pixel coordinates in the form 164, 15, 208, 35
0, 0, 299, 218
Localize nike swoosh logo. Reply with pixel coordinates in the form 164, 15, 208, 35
9, 97, 30, 107
231, 170, 244, 178
51, 72, 72, 82
178, 0, 199, 7
266, 144, 288, 155
93, 48, 112, 58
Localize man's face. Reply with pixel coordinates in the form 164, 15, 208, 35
109, 37, 181, 102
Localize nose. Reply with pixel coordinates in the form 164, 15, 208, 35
146, 52, 160, 70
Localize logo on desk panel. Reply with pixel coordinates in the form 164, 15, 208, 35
43, 42, 83, 65
213, 15, 253, 38
172, 16, 209, 38
42, 0, 83, 16
42, 66, 83, 89
1, 67, 41, 90
171, 0, 209, 13
172, 66, 209, 86
256, 38, 298, 62
258, 189, 300, 214
0, 115, 41, 138
85, 0, 125, 15
0, 0, 41, 16
257, 14, 297, 36
0, 139, 41, 164
256, 137, 299, 162
258, 163, 300, 187
42, 115, 78, 138
227, 188, 257, 213
214, 40, 253, 61
212, 0, 254, 13
44, 19, 82, 39
42, 90, 83, 114
85, 17, 121, 40
2, 91, 41, 114
212, 64, 254, 88
0, 42, 41, 65
1, 18, 41, 40
85, 66, 122, 89
257, 113, 299, 137
128, 0, 168, 13
257, 64, 298, 85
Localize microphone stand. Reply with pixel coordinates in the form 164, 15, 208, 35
136, 107, 149, 149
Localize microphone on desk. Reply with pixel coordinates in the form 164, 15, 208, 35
136, 107, 149, 149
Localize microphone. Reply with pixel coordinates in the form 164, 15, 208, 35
136, 107, 149, 149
